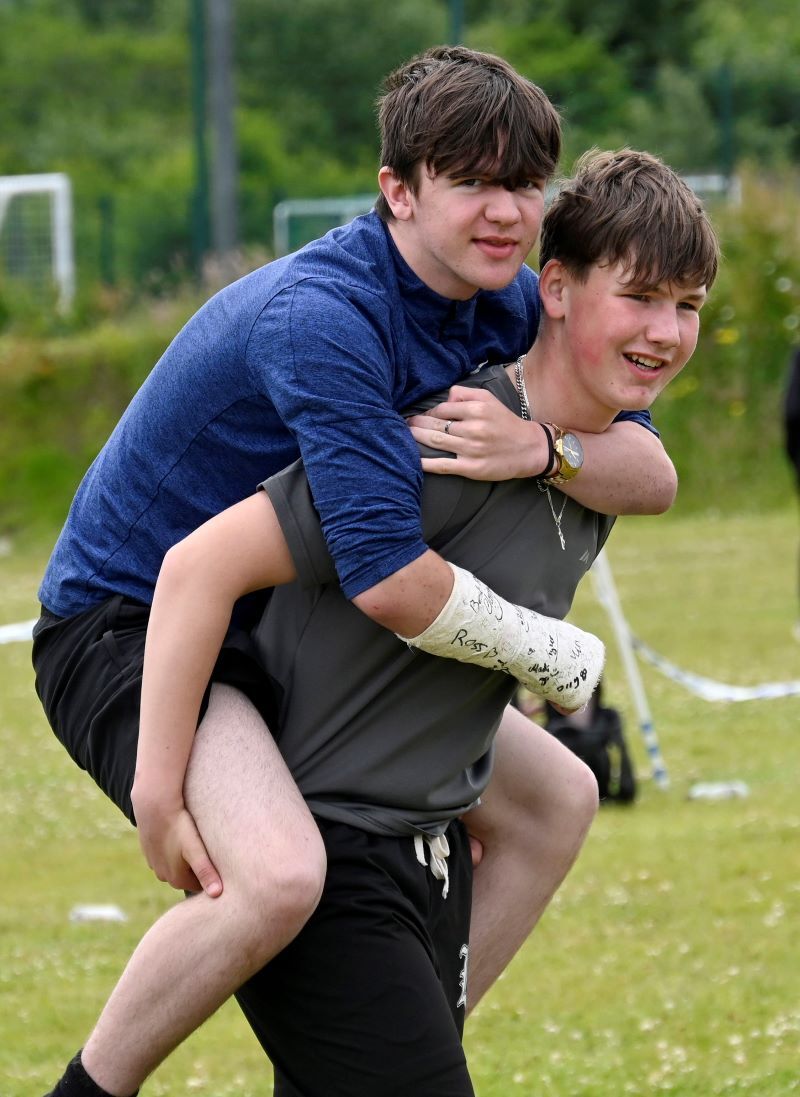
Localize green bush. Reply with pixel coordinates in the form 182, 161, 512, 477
654, 168, 800, 510
0, 293, 200, 533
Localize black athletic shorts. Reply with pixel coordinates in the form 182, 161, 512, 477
237, 817, 475, 1097
31, 594, 279, 823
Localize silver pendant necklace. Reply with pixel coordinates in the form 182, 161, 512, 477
514, 355, 567, 551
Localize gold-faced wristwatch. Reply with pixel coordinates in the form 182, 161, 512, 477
545, 424, 584, 484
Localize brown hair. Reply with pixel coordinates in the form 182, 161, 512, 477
375, 46, 561, 221
539, 149, 720, 289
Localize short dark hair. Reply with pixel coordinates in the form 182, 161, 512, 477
375, 46, 561, 221
540, 149, 720, 289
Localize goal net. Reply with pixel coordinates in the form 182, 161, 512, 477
273, 194, 377, 256
0, 173, 75, 312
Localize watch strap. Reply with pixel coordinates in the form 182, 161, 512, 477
538, 422, 556, 478
544, 424, 581, 484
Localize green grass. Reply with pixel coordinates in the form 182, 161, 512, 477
2, 509, 799, 1095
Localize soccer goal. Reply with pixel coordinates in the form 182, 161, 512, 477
0, 173, 75, 312
273, 194, 377, 257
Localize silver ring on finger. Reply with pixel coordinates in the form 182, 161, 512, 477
443, 420, 453, 435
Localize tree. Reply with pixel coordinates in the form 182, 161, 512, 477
468, 15, 633, 162
235, 0, 446, 162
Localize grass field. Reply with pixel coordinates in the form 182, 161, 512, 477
1, 509, 799, 1096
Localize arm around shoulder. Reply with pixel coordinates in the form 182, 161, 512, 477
562, 419, 677, 516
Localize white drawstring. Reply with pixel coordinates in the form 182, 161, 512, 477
414, 832, 450, 898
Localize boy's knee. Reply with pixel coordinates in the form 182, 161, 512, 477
227, 844, 326, 974
271, 848, 327, 924
566, 756, 601, 828
247, 831, 327, 929
502, 752, 598, 855
536, 752, 599, 833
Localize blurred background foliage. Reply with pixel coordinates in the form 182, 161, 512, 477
0, 0, 798, 534
2, 0, 798, 289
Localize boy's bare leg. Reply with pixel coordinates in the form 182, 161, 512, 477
81, 685, 326, 1097
464, 703, 599, 1010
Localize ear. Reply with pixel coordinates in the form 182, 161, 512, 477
378, 166, 415, 222
538, 259, 568, 319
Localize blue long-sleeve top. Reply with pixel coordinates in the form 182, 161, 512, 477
39, 211, 650, 616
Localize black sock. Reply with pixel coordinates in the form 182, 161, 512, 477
44, 1051, 139, 1097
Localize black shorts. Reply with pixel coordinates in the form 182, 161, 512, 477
236, 817, 475, 1097
31, 594, 279, 824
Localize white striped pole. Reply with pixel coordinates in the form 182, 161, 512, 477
590, 550, 670, 789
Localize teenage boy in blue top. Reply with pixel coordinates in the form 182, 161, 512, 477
35, 48, 675, 1097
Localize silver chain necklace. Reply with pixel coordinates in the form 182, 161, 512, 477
514, 355, 567, 551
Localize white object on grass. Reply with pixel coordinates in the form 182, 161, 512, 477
0, 619, 36, 644
69, 904, 128, 923
687, 781, 750, 801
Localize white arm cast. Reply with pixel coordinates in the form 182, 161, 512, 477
398, 563, 605, 710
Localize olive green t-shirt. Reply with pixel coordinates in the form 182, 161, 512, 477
257, 364, 614, 837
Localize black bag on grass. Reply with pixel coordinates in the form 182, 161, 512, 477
544, 686, 636, 804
